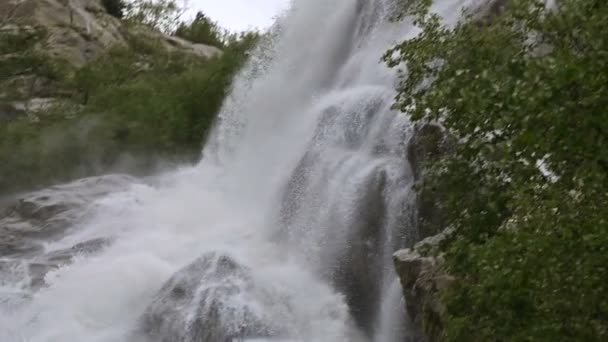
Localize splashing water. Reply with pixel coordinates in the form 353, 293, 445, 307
0, 0, 479, 341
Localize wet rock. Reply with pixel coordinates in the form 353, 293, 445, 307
0, 175, 136, 258
29, 237, 111, 289
407, 123, 454, 239
393, 230, 454, 342
141, 252, 291, 342
0, 237, 110, 290
0, 102, 25, 122
407, 123, 452, 181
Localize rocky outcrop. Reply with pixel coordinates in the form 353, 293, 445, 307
140, 252, 292, 342
407, 123, 453, 239
0, 174, 136, 258
0, 237, 111, 289
1, 0, 125, 67
0, 0, 221, 111
1, 0, 221, 68
393, 230, 454, 342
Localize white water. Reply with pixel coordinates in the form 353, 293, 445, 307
0, 0, 478, 341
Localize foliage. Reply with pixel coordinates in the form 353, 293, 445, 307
101, 0, 127, 19
0, 27, 67, 97
175, 11, 225, 48
124, 0, 185, 32
386, 0, 608, 340
0, 24, 259, 193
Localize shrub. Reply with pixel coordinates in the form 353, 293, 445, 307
175, 12, 225, 48
387, 0, 608, 340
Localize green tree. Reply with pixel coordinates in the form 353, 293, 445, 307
387, 0, 608, 340
175, 11, 225, 48
125, 0, 186, 32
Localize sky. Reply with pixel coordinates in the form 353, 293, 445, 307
185, 0, 290, 32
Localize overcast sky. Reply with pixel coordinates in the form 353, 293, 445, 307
185, 0, 290, 32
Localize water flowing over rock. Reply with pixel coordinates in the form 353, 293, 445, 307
0, 0, 482, 341
140, 253, 291, 342
0, 175, 134, 258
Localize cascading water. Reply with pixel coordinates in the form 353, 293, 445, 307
0, 0, 479, 341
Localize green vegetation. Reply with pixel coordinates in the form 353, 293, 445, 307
175, 12, 225, 48
387, 0, 608, 340
124, 0, 185, 32
0, 5, 258, 192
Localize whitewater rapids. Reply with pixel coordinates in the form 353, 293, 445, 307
0, 0, 480, 341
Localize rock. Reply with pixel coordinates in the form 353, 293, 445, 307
407, 123, 454, 238
0, 102, 25, 121
0, 175, 136, 258
407, 123, 452, 181
140, 252, 291, 342
0, 237, 111, 289
0, 74, 63, 99
393, 230, 455, 342
163, 35, 223, 59
28, 237, 111, 289
11, 97, 57, 113
1, 0, 221, 68
2, 0, 126, 67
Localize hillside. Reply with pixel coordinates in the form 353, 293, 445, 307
0, 0, 253, 193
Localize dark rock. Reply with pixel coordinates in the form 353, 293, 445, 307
0, 175, 136, 258
407, 123, 452, 181
140, 252, 291, 342
393, 230, 455, 342
407, 123, 454, 239
0, 102, 25, 122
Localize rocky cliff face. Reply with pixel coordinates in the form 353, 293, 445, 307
0, 0, 221, 118
1, 0, 125, 67
394, 230, 454, 342
1, 0, 220, 67
394, 124, 455, 341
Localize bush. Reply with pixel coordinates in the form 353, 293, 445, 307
387, 0, 608, 340
175, 12, 225, 48
0, 23, 259, 193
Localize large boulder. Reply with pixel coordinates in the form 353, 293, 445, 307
2, 0, 126, 67
393, 230, 455, 342
1, 0, 221, 68
140, 253, 292, 342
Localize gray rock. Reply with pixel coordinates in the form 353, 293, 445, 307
0, 175, 136, 258
1, 0, 221, 68
407, 123, 454, 238
0, 237, 111, 290
393, 230, 455, 342
407, 123, 452, 181
141, 252, 292, 342
0, 102, 25, 122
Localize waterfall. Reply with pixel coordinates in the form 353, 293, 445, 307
0, 0, 478, 341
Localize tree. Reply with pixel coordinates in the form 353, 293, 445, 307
174, 11, 225, 48
125, 0, 186, 32
386, 0, 608, 340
